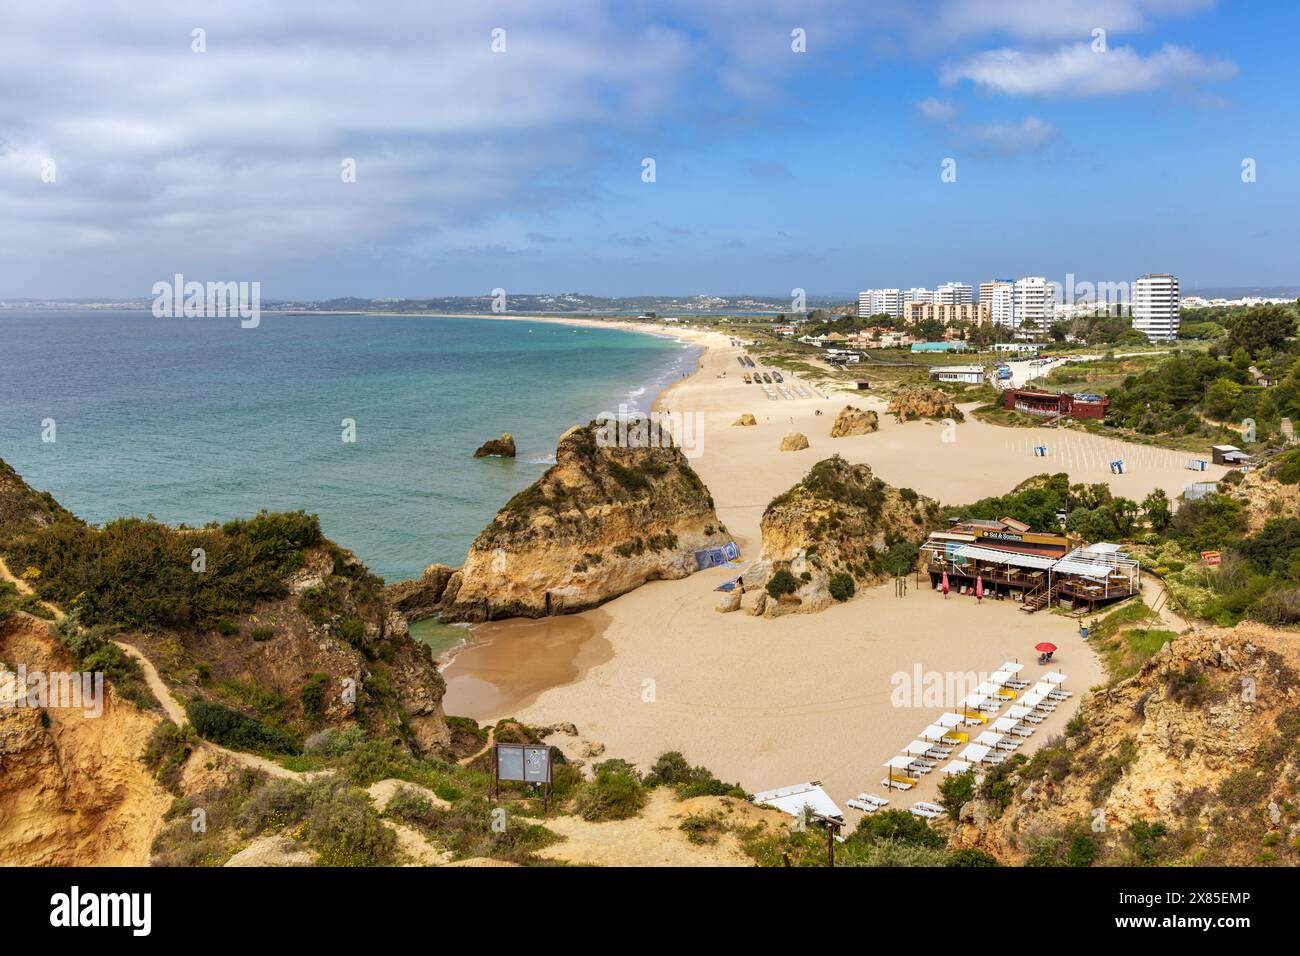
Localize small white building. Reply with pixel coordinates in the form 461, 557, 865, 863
929, 364, 985, 385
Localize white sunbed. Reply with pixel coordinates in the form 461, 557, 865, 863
914, 801, 945, 815
857, 793, 890, 809
1022, 712, 1046, 724
846, 799, 878, 813
995, 737, 1022, 751
1010, 725, 1035, 738
909, 804, 943, 820
881, 777, 915, 791
1048, 690, 1073, 701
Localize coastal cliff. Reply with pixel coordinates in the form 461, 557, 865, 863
952, 622, 1300, 866
0, 457, 450, 758
439, 422, 731, 622
750, 456, 935, 615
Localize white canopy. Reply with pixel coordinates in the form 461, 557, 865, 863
998, 661, 1024, 675
957, 744, 990, 763
921, 724, 953, 741
752, 782, 845, 821
1021, 691, 1046, 707
975, 731, 1004, 747
953, 544, 1057, 571
989, 670, 1013, 685
975, 681, 1001, 696
991, 717, 1019, 732
941, 760, 972, 776
1043, 671, 1067, 685
958, 693, 988, 709
1006, 705, 1032, 719
937, 712, 965, 728
1030, 681, 1055, 695
884, 755, 916, 770
904, 740, 932, 756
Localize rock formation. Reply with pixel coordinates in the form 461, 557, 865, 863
438, 422, 731, 622
733, 413, 757, 427
753, 456, 934, 615
951, 623, 1300, 866
887, 386, 964, 423
385, 562, 456, 621
829, 405, 879, 438
474, 433, 517, 458
779, 432, 810, 451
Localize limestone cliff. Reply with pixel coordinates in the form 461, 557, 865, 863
0, 457, 450, 757
438, 422, 731, 622
953, 623, 1300, 866
751, 456, 934, 615
888, 386, 963, 423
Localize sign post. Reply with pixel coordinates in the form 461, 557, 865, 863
491, 743, 554, 815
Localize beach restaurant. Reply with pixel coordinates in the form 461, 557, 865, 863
1001, 387, 1109, 421
921, 517, 1140, 612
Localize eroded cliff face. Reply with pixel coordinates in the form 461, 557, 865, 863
439, 423, 731, 622
887, 386, 963, 423
750, 456, 935, 615
953, 624, 1300, 866
0, 616, 171, 865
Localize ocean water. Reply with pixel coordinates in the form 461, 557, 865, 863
0, 310, 698, 583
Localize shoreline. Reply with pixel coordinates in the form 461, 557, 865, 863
440, 327, 1222, 811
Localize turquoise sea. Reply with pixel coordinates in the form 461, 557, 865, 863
0, 310, 698, 592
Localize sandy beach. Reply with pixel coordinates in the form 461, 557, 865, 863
443, 324, 1208, 814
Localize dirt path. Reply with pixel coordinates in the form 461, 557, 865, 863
459, 727, 495, 767
0, 555, 62, 620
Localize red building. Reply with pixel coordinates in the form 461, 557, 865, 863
1002, 387, 1108, 420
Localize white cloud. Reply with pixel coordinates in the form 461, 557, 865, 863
964, 116, 1058, 153
943, 41, 1236, 97
933, 0, 1216, 42
916, 97, 958, 121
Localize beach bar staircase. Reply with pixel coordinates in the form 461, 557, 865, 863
1020, 579, 1058, 614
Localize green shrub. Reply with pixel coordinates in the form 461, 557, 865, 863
946, 848, 1000, 867
215, 618, 237, 636
250, 626, 274, 642
141, 720, 196, 793
766, 569, 798, 599
574, 759, 646, 821
939, 769, 976, 821
850, 809, 945, 850
187, 700, 301, 755
300, 672, 328, 724
828, 572, 856, 602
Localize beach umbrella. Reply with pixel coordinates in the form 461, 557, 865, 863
975, 575, 984, 601
941, 571, 950, 597
1035, 642, 1057, 653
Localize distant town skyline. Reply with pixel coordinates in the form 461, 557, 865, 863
2, 1, 1298, 299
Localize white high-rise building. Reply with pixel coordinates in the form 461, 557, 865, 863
857, 291, 872, 318
935, 282, 973, 305
1011, 277, 1054, 334
989, 284, 1013, 327
1131, 273, 1180, 342
904, 287, 933, 305
865, 288, 903, 318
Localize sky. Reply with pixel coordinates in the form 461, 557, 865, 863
1, 0, 1297, 299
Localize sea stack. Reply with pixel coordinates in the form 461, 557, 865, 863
473, 433, 517, 458
438, 421, 732, 622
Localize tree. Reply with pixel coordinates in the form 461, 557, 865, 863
938, 770, 976, 821
1224, 304, 1296, 357
1142, 489, 1172, 532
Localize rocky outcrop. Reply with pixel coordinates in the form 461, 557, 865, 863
385, 563, 456, 621
224, 835, 316, 867
953, 623, 1300, 866
753, 456, 934, 615
829, 405, 879, 438
887, 386, 963, 423
474, 433, 517, 458
733, 413, 757, 427
779, 432, 809, 451
438, 422, 731, 622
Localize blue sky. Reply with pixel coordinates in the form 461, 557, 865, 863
1, 0, 1296, 299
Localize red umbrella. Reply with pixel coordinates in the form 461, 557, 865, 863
1035, 642, 1057, 653
975, 575, 984, 601
941, 571, 950, 597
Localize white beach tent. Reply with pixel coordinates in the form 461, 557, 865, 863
1007, 705, 1032, 720
989, 670, 1013, 686
903, 740, 933, 757
937, 712, 966, 728
941, 760, 973, 776
991, 717, 1019, 733
975, 681, 1001, 697
1043, 671, 1067, 685
921, 723, 955, 742
998, 661, 1024, 675
752, 782, 845, 822
957, 744, 990, 764
1020, 691, 1046, 708
958, 693, 988, 710
974, 731, 1004, 748
1030, 681, 1055, 695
